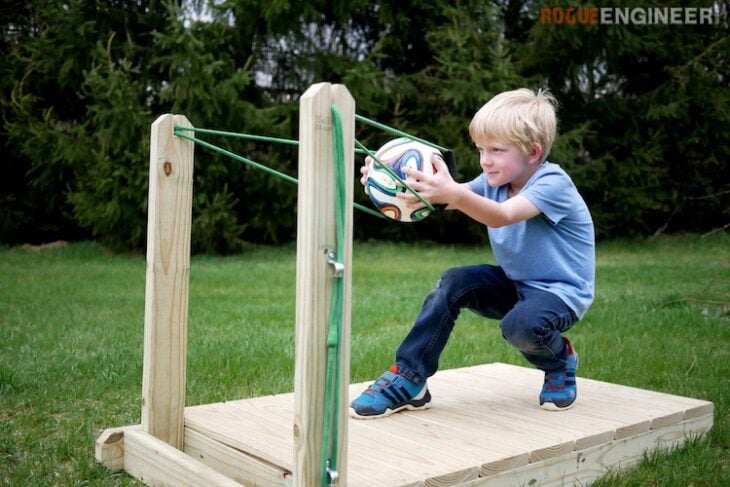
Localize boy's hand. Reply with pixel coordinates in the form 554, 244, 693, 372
360, 156, 372, 187
399, 154, 462, 208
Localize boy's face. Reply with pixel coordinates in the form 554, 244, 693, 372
475, 140, 538, 188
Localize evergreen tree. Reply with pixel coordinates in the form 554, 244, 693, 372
2, 0, 727, 251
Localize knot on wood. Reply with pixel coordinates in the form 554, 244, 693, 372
163, 161, 172, 176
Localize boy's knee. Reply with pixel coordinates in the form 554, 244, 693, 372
500, 315, 539, 350
421, 267, 467, 308
439, 267, 460, 285
434, 267, 470, 296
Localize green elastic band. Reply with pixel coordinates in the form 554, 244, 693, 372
173, 128, 385, 219
321, 104, 346, 486
174, 126, 368, 154
174, 129, 298, 184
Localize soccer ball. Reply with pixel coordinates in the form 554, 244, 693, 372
365, 138, 443, 222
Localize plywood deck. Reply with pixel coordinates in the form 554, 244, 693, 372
183, 363, 713, 486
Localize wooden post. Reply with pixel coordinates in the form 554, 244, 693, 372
293, 83, 354, 486
141, 114, 194, 449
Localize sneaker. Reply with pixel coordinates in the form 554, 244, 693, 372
349, 365, 431, 419
539, 338, 578, 411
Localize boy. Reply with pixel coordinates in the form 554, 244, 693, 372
350, 88, 595, 418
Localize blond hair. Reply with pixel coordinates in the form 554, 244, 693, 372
469, 88, 557, 163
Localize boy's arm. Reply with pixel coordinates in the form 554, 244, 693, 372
401, 156, 541, 228
448, 189, 541, 228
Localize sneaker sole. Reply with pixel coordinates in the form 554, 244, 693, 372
539, 400, 576, 411
349, 401, 432, 420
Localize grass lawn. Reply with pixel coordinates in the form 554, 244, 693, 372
1, 234, 728, 485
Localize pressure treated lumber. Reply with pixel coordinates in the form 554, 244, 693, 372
95, 425, 140, 471
98, 362, 712, 486
123, 429, 243, 487
459, 414, 713, 486
183, 362, 713, 487
456, 363, 713, 435
293, 83, 355, 486
141, 114, 194, 449
184, 427, 292, 487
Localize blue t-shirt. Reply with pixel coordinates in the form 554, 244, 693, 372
468, 162, 595, 318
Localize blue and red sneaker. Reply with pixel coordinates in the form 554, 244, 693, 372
349, 365, 431, 419
540, 338, 578, 410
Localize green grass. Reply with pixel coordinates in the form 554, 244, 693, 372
1, 234, 728, 486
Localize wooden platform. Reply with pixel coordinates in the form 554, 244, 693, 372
165, 363, 711, 486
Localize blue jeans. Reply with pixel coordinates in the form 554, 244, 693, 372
395, 265, 578, 384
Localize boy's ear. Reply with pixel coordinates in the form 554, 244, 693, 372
528, 143, 543, 164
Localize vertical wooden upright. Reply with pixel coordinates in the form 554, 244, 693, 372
141, 114, 194, 449
294, 83, 355, 486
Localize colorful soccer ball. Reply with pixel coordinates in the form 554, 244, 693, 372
365, 138, 442, 222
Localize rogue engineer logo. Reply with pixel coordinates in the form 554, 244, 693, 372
540, 6, 726, 25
